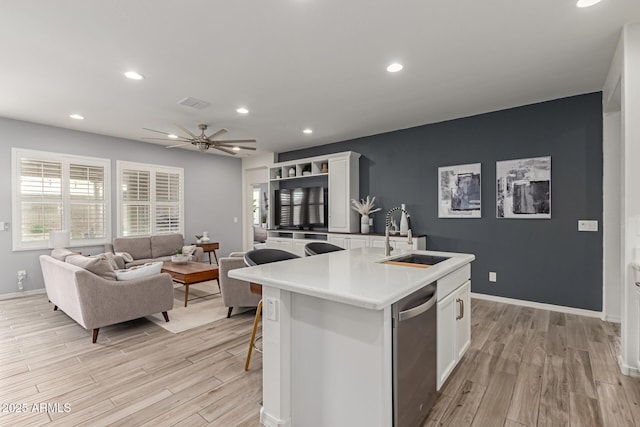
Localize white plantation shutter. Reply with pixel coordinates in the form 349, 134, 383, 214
117, 162, 183, 237
69, 164, 106, 239
12, 149, 111, 251
155, 172, 182, 234
19, 158, 63, 242
121, 169, 151, 236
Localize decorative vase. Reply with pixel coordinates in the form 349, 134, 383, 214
321, 163, 328, 173
400, 204, 408, 236
201, 231, 210, 243
171, 255, 189, 264
196, 239, 202, 244
289, 167, 296, 177
361, 214, 370, 234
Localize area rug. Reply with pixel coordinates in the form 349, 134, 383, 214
146, 280, 229, 333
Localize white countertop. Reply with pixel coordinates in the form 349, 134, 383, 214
229, 247, 475, 310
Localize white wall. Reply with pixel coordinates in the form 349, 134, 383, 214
0, 118, 243, 297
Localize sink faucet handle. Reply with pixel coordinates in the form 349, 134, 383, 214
407, 229, 413, 245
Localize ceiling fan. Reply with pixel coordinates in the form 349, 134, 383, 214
143, 124, 257, 155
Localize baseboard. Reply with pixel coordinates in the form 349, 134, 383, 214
260, 407, 291, 427
602, 313, 622, 323
470, 292, 603, 319
0, 288, 46, 301
618, 355, 640, 377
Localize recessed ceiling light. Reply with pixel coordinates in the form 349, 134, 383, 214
576, 0, 602, 7
168, 134, 178, 139
386, 63, 403, 73
124, 71, 144, 80
303, 128, 313, 134
69, 114, 84, 120
232, 146, 241, 151
236, 107, 249, 114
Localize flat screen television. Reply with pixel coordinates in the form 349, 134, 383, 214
275, 186, 327, 230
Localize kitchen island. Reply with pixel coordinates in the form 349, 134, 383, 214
230, 247, 474, 427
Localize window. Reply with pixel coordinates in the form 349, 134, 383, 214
117, 161, 184, 237
11, 148, 111, 251
253, 187, 261, 225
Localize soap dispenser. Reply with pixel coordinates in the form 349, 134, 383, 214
400, 204, 409, 236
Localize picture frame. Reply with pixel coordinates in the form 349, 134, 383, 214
496, 156, 551, 219
438, 163, 481, 218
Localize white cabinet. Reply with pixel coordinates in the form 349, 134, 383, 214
328, 234, 368, 249
369, 235, 427, 250
327, 153, 360, 233
436, 268, 471, 390
266, 237, 294, 252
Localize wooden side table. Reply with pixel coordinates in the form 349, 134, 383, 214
195, 242, 219, 265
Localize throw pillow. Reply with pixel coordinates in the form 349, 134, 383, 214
115, 251, 134, 263
115, 261, 163, 281
51, 248, 76, 261
66, 254, 117, 281
101, 252, 120, 270
182, 245, 197, 257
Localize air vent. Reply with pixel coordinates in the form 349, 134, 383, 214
177, 97, 211, 110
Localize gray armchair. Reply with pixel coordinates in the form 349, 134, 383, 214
218, 252, 261, 318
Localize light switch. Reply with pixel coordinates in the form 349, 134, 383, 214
578, 220, 598, 232
0, 222, 7, 231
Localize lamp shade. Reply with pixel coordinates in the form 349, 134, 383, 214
48, 230, 70, 249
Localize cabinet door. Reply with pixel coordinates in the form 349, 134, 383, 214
370, 237, 396, 249
328, 236, 348, 249
328, 157, 349, 232
455, 281, 471, 361
349, 236, 369, 249
437, 291, 457, 390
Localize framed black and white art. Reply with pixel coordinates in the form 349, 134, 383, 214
438, 163, 481, 218
496, 156, 551, 219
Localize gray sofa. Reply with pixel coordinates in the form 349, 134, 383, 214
105, 234, 203, 267
218, 252, 262, 318
39, 255, 174, 343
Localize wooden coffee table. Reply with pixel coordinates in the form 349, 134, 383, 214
161, 261, 219, 307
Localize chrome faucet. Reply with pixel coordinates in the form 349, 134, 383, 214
385, 226, 393, 257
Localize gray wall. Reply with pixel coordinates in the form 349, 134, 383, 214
0, 117, 243, 296
280, 93, 603, 311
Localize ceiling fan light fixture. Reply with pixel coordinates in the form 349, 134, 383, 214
195, 142, 210, 151
124, 71, 144, 80
167, 134, 178, 139
232, 146, 241, 151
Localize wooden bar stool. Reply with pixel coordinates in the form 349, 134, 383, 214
243, 249, 300, 371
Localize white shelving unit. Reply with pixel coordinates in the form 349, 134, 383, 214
268, 151, 361, 233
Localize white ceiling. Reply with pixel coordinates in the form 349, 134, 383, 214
1, 1, 639, 156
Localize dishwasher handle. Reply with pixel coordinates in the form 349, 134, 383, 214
398, 293, 437, 322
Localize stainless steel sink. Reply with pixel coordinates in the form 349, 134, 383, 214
387, 254, 450, 266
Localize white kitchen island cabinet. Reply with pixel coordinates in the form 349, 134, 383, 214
230, 247, 474, 427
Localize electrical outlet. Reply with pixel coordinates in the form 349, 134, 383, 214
578, 220, 598, 232
489, 272, 497, 282
266, 298, 278, 321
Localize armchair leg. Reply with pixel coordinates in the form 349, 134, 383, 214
227, 307, 233, 318
245, 300, 262, 371
92, 328, 99, 344
162, 311, 169, 322
53, 305, 58, 311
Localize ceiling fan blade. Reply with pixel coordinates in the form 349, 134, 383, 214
143, 137, 191, 142
224, 145, 257, 151
215, 139, 257, 144
143, 127, 174, 136
174, 123, 198, 139
208, 128, 228, 140
166, 142, 192, 149
213, 146, 237, 155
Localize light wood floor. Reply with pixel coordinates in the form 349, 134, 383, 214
1, 294, 638, 426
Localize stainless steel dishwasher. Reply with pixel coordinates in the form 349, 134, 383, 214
392, 282, 437, 427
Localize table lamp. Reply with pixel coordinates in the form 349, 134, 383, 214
48, 230, 70, 249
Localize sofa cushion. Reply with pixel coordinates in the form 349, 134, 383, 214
51, 248, 76, 261
113, 237, 152, 260
115, 261, 163, 281
151, 234, 184, 258
66, 254, 117, 281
